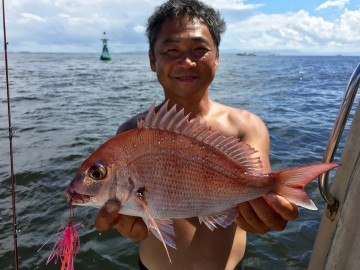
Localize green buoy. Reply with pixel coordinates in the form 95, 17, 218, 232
100, 32, 111, 61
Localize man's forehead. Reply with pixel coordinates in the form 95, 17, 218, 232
162, 35, 210, 45
158, 16, 213, 42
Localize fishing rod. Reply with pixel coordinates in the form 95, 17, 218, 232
2, 0, 19, 269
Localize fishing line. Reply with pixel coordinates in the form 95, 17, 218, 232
2, 0, 19, 269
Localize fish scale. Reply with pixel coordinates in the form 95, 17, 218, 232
124, 130, 253, 216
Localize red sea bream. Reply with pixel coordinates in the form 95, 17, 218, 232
65, 100, 338, 261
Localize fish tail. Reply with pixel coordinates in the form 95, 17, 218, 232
272, 163, 339, 210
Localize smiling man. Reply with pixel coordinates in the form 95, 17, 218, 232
95, 1, 299, 269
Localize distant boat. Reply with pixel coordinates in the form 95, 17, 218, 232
100, 32, 111, 61
237, 52, 257, 56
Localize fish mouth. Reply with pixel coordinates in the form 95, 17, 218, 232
64, 185, 90, 204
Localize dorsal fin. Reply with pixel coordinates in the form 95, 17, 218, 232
137, 100, 262, 172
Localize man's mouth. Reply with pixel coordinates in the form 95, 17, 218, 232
178, 76, 196, 80
64, 185, 90, 204
173, 74, 199, 81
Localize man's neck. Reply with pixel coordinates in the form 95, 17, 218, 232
163, 95, 211, 121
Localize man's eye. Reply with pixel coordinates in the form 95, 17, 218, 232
166, 49, 179, 55
196, 47, 210, 52
195, 47, 208, 51
194, 47, 209, 56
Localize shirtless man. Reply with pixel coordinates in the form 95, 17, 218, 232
95, 1, 299, 269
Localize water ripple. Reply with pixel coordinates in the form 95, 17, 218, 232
1, 53, 359, 269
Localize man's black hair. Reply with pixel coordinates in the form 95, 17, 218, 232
146, 0, 226, 55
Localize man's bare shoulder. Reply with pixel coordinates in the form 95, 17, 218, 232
208, 100, 268, 139
209, 100, 271, 171
116, 112, 143, 135
116, 102, 168, 135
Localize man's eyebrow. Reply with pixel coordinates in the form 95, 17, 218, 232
163, 36, 210, 44
163, 37, 178, 44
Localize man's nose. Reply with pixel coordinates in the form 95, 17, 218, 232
177, 53, 197, 68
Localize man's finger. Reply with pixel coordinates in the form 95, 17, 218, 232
249, 197, 287, 231
95, 200, 121, 231
236, 201, 270, 233
114, 215, 149, 241
265, 193, 299, 221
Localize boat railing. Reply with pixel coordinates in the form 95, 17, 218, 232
319, 63, 360, 220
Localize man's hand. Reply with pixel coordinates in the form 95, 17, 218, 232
95, 200, 149, 241
236, 193, 299, 233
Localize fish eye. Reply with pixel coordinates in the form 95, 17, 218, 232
88, 162, 107, 180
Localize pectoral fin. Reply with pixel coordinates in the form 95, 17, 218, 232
199, 208, 239, 231
133, 192, 175, 263
149, 219, 176, 249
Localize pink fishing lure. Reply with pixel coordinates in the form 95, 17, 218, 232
45, 202, 83, 270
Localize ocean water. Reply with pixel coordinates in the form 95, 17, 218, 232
0, 52, 359, 270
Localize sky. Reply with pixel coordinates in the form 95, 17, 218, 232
3, 0, 360, 55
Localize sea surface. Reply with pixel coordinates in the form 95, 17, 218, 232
1, 53, 359, 270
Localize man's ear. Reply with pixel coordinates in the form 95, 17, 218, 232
149, 50, 156, 72
214, 50, 219, 71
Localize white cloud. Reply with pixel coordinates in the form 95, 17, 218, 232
19, 12, 47, 23
223, 8, 360, 54
315, 0, 349, 11
134, 24, 146, 34
3, 0, 360, 54
335, 8, 360, 42
58, 13, 70, 18
206, 0, 263, 10
6, 0, 157, 52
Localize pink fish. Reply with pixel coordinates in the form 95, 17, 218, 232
65, 100, 338, 261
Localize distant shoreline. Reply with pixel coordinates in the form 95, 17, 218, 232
237, 52, 257, 56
